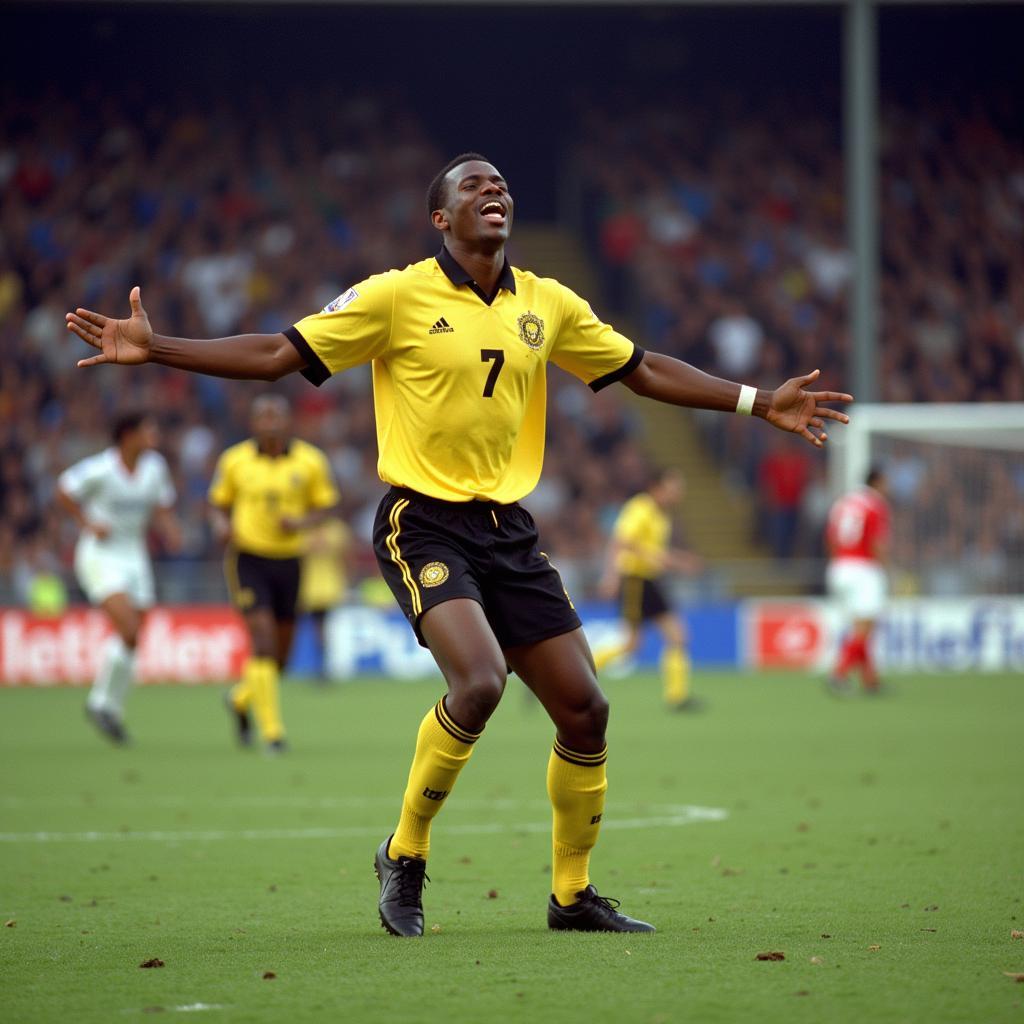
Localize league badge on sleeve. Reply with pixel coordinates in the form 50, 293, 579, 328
323, 287, 359, 313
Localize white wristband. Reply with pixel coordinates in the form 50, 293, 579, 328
735, 384, 757, 416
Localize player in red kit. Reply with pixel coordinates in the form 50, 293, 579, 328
825, 467, 890, 693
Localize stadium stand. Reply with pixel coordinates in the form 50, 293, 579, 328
2, 75, 1021, 604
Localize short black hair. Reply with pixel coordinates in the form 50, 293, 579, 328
426, 152, 493, 217
112, 411, 149, 443
866, 465, 886, 488
252, 393, 290, 416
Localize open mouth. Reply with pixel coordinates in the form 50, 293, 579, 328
479, 200, 507, 224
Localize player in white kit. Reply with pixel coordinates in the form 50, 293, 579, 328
57, 412, 181, 743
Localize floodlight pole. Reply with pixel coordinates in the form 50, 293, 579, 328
844, 0, 879, 403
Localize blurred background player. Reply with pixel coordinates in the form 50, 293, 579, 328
299, 516, 352, 683
595, 468, 702, 710
56, 412, 181, 743
825, 467, 891, 694
209, 395, 339, 752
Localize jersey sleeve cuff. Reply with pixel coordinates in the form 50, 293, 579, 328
284, 325, 331, 387
589, 344, 645, 393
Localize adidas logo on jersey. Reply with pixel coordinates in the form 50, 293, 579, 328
428, 317, 455, 335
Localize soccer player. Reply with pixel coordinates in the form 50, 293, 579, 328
66, 153, 851, 934
594, 468, 701, 710
825, 467, 890, 694
209, 394, 339, 752
56, 412, 181, 744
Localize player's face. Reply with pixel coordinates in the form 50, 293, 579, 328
657, 475, 684, 506
435, 160, 513, 248
137, 419, 159, 451
252, 405, 290, 445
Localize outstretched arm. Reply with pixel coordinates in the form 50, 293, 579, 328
66, 287, 306, 382
621, 351, 851, 449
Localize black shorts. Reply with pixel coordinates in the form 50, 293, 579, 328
372, 487, 581, 649
225, 549, 301, 622
619, 575, 672, 625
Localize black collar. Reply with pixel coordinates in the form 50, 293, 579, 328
436, 245, 516, 306
256, 439, 292, 458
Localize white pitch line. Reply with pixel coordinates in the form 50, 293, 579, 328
0, 806, 726, 844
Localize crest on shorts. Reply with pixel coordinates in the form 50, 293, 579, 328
419, 561, 450, 588
517, 311, 545, 351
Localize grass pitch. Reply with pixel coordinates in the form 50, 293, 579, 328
1, 670, 1022, 1023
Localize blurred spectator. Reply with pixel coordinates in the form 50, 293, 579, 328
12, 531, 68, 615
708, 297, 764, 379
757, 436, 811, 560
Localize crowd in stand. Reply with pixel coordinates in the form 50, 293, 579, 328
576, 89, 1024, 581
0, 88, 650, 605
3, 81, 1022, 605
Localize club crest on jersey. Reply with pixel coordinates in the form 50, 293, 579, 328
517, 311, 545, 350
419, 561, 450, 588
323, 287, 359, 313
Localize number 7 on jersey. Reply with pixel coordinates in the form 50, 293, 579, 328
481, 349, 505, 398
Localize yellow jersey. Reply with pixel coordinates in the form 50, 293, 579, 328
208, 438, 339, 559
285, 246, 642, 505
612, 493, 671, 579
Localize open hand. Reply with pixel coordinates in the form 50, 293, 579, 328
766, 369, 852, 448
66, 286, 153, 367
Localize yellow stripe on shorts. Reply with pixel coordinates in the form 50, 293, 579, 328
624, 576, 643, 624
386, 499, 421, 617
223, 546, 241, 603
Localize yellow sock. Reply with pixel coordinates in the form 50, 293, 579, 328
248, 656, 284, 742
390, 698, 481, 861
230, 654, 264, 712
662, 646, 689, 705
548, 738, 608, 906
229, 677, 252, 713
593, 641, 630, 672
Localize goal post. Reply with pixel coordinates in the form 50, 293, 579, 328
830, 403, 1024, 596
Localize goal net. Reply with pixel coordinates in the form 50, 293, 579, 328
830, 404, 1024, 597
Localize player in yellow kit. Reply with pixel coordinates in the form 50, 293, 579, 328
209, 395, 339, 752
594, 468, 701, 710
67, 152, 851, 936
